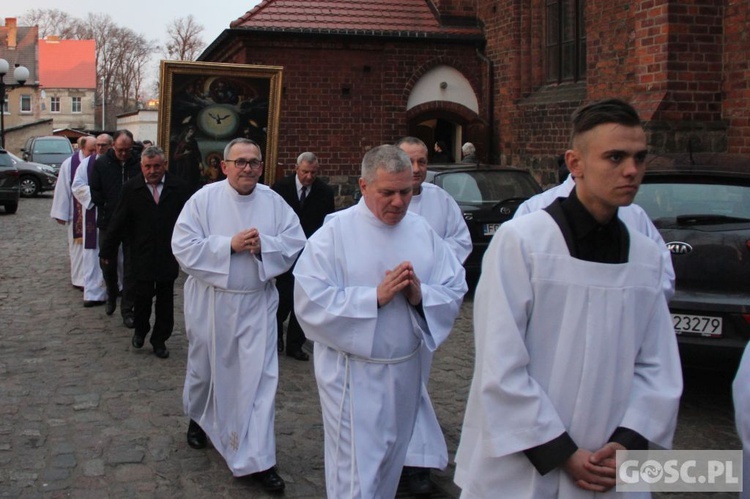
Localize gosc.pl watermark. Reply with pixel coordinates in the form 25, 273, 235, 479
616, 450, 742, 492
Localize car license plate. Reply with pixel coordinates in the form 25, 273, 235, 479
671, 313, 722, 337
483, 223, 501, 236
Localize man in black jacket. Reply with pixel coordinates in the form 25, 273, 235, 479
90, 130, 141, 327
100, 146, 189, 358
271, 152, 335, 360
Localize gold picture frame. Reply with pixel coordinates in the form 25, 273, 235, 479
158, 60, 283, 189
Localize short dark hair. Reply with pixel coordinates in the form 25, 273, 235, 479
570, 98, 641, 146
113, 129, 134, 142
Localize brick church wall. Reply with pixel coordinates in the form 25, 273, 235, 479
213, 33, 484, 204
476, 0, 747, 183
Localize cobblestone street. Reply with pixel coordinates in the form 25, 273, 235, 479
0, 195, 470, 498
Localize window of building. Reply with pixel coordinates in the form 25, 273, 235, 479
20, 94, 32, 113
546, 0, 586, 83
71, 96, 82, 113
50, 96, 60, 113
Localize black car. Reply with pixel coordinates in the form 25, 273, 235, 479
8, 151, 58, 197
635, 157, 750, 367
0, 149, 20, 214
426, 165, 542, 275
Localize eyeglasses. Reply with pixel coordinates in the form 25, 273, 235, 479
226, 158, 263, 170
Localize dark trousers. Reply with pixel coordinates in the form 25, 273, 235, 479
100, 231, 135, 318
275, 274, 306, 354
133, 279, 174, 348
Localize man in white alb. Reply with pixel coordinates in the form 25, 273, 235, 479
455, 99, 683, 498
50, 136, 96, 295
294, 144, 467, 498
171, 138, 305, 493
71, 135, 111, 307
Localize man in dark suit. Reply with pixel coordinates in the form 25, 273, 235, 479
272, 152, 336, 360
100, 146, 190, 359
89, 130, 141, 327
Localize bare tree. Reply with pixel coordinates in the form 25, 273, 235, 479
18, 9, 80, 39
164, 15, 205, 61
19, 9, 160, 128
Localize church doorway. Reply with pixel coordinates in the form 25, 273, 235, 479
409, 117, 462, 164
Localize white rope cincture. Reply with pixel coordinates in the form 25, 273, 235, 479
332, 306, 427, 498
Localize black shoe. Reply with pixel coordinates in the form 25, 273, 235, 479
123, 315, 135, 328
131, 333, 145, 349
286, 350, 309, 361
277, 336, 284, 353
187, 419, 207, 449
153, 346, 169, 359
404, 466, 433, 495
251, 467, 285, 493
105, 299, 116, 315
83, 300, 106, 308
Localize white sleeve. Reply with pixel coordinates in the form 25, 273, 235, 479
463, 225, 568, 458
71, 159, 94, 210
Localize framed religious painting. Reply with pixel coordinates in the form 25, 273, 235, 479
158, 61, 283, 191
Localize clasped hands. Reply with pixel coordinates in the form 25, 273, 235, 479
377, 261, 421, 307
231, 228, 262, 255
563, 442, 625, 493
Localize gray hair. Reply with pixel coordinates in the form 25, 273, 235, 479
96, 133, 113, 145
462, 142, 476, 155
394, 136, 427, 151
224, 138, 263, 161
361, 145, 411, 183
297, 151, 318, 165
141, 145, 166, 161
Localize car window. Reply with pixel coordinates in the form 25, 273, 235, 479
637, 182, 750, 220
0, 153, 11, 167
33, 140, 73, 154
436, 171, 540, 204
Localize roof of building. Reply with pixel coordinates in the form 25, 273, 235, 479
230, 0, 482, 38
0, 25, 39, 85
38, 38, 96, 89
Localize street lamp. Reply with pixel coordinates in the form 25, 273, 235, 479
101, 76, 106, 131
0, 58, 30, 149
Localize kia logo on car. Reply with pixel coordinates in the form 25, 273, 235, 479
667, 242, 693, 255
499, 207, 512, 215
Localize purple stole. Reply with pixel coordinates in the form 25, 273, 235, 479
70, 153, 99, 250
70, 153, 84, 244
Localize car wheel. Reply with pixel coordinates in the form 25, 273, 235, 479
4, 202, 18, 214
19, 175, 40, 197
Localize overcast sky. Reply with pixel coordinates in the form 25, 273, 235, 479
5, 0, 263, 53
